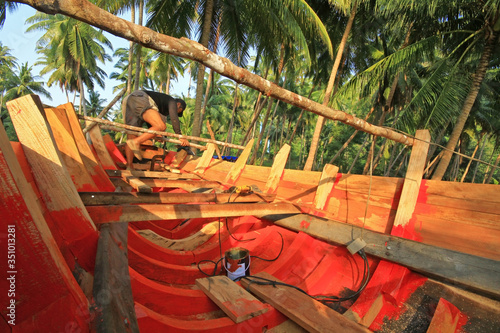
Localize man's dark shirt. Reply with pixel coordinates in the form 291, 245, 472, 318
144, 91, 182, 135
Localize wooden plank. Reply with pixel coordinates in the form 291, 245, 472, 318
80, 191, 276, 205
206, 120, 222, 159
86, 202, 301, 223
240, 272, 371, 333
196, 276, 269, 323
139, 179, 224, 190
393, 129, 430, 231
121, 174, 152, 193
87, 123, 117, 170
0, 119, 90, 330
6, 94, 98, 272
102, 133, 128, 166
59, 103, 115, 191
194, 143, 216, 174
264, 144, 291, 194
106, 169, 201, 179
171, 149, 188, 168
93, 223, 139, 332
44, 107, 99, 191
224, 138, 254, 184
313, 163, 339, 210
259, 212, 500, 300
426, 298, 461, 333
138, 221, 220, 251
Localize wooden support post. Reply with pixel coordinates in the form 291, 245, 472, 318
240, 272, 371, 333
206, 120, 222, 159
93, 224, 140, 332
194, 143, 216, 174
196, 276, 269, 323
264, 144, 291, 194
59, 103, 115, 191
0, 120, 90, 330
313, 163, 339, 210
392, 129, 431, 235
121, 174, 152, 193
44, 107, 100, 191
171, 149, 187, 168
224, 138, 254, 184
7, 94, 98, 272
86, 202, 301, 224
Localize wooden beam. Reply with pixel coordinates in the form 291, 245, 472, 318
224, 138, 254, 184
6, 94, 98, 272
393, 129, 430, 233
106, 169, 201, 179
80, 191, 276, 205
139, 179, 224, 190
264, 144, 291, 194
196, 276, 269, 323
93, 223, 139, 332
121, 174, 152, 193
206, 120, 222, 159
259, 213, 500, 300
313, 163, 339, 210
44, 107, 99, 191
59, 103, 115, 191
171, 149, 187, 168
86, 202, 301, 223
87, 123, 117, 170
240, 272, 371, 333
194, 143, 216, 174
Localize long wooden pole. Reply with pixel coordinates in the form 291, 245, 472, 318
79, 115, 245, 150
14, 0, 413, 147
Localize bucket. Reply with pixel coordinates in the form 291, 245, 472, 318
223, 247, 250, 280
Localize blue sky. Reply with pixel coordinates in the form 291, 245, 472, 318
1, 4, 192, 107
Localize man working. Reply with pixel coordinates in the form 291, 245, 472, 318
122, 90, 190, 169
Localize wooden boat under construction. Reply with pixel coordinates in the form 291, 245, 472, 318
1, 94, 499, 332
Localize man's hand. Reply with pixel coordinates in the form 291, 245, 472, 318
180, 138, 190, 146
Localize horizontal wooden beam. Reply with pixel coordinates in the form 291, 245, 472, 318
80, 192, 276, 205
140, 179, 224, 190
260, 213, 500, 300
87, 203, 301, 224
106, 169, 201, 179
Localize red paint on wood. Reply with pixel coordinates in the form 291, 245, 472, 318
103, 135, 127, 165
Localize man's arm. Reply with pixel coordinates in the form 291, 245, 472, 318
167, 99, 189, 146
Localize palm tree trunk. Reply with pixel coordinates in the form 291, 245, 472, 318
472, 134, 489, 183
303, 0, 358, 171
192, 0, 215, 144
286, 83, 316, 144
133, 0, 144, 91
484, 149, 500, 184
127, 6, 136, 94
222, 83, 239, 156
461, 134, 483, 182
432, 29, 498, 180
259, 101, 279, 165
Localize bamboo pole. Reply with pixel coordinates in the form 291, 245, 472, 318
78, 115, 246, 150
97, 124, 207, 150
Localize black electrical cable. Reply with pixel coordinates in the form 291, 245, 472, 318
240, 248, 370, 304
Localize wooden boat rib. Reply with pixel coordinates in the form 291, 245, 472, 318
1, 94, 499, 332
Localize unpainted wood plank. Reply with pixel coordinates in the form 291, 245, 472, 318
224, 138, 254, 184
393, 129, 431, 231
45, 107, 99, 191
240, 272, 371, 333
6, 95, 98, 271
80, 191, 276, 205
138, 221, 220, 251
196, 276, 269, 323
87, 123, 117, 170
171, 149, 188, 168
59, 103, 115, 191
426, 298, 461, 333
121, 174, 152, 193
264, 144, 291, 194
206, 120, 222, 159
86, 202, 301, 223
139, 179, 224, 191
260, 212, 500, 299
313, 163, 339, 210
194, 143, 216, 174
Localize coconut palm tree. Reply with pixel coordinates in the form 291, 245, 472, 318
2, 62, 51, 101
26, 12, 112, 113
